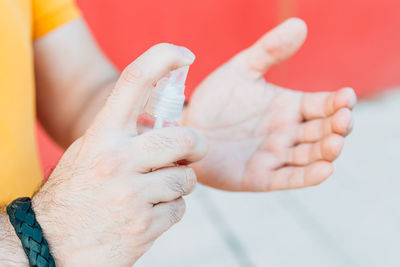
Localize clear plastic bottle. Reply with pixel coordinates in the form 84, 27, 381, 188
137, 66, 189, 134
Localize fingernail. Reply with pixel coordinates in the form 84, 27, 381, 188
178, 46, 196, 61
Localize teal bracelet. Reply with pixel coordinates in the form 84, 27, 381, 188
7, 197, 55, 267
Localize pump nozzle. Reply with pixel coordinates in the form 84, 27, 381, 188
143, 66, 189, 128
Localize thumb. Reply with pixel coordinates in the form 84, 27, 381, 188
89, 43, 195, 134
232, 17, 307, 78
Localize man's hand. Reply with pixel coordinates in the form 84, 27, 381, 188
184, 18, 356, 192
29, 43, 206, 266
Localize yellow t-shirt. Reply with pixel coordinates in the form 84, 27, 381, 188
0, 0, 80, 206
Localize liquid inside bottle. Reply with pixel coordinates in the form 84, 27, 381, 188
137, 66, 189, 134
137, 113, 179, 134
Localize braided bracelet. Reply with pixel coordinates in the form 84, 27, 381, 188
7, 197, 55, 267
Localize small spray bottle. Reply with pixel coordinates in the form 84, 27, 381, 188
137, 66, 189, 134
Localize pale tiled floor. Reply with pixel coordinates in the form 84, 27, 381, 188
135, 89, 400, 267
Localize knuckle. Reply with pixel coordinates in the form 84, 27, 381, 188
121, 63, 143, 84
94, 152, 123, 178
134, 214, 152, 235
262, 32, 286, 60
109, 181, 143, 209
108, 187, 131, 207
183, 168, 197, 194
180, 128, 198, 151
110, 195, 130, 209
166, 174, 186, 195
165, 168, 196, 196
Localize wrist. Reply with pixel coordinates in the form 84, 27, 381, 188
32, 185, 92, 266
31, 190, 67, 265
32, 189, 115, 267
0, 213, 29, 266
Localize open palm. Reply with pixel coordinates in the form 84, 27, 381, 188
183, 18, 356, 192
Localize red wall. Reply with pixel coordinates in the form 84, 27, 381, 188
37, 0, 400, 175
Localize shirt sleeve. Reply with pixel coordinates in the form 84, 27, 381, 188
32, 0, 81, 39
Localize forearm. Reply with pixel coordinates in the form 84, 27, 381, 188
38, 72, 118, 149
0, 213, 29, 266
34, 19, 120, 148
64, 77, 118, 146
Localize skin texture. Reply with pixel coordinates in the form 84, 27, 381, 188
184, 18, 356, 191
0, 17, 356, 265
0, 44, 207, 266
0, 214, 29, 266
34, 19, 119, 148
34, 18, 355, 192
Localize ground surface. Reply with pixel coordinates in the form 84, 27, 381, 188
135, 89, 400, 267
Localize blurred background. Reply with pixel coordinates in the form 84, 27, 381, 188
37, 0, 400, 266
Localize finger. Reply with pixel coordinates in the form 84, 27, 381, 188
296, 108, 354, 143
231, 17, 307, 77
131, 127, 208, 172
267, 161, 334, 191
92, 43, 195, 133
288, 134, 344, 166
141, 166, 197, 204
148, 197, 186, 238
301, 87, 357, 121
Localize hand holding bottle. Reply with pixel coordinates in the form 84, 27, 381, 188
29, 43, 207, 266
137, 66, 189, 132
